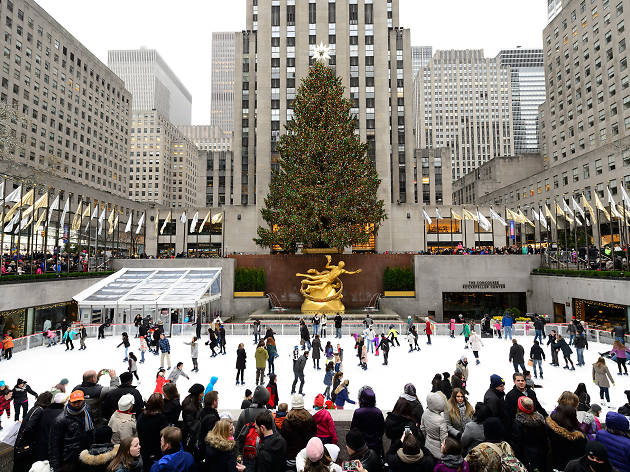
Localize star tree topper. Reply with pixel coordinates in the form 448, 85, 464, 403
313, 42, 331, 64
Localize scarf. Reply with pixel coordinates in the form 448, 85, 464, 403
66, 403, 94, 432
440, 454, 464, 469
400, 394, 416, 402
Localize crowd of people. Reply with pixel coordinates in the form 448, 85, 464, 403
2, 312, 630, 472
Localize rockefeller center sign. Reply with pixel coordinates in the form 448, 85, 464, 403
462, 280, 506, 290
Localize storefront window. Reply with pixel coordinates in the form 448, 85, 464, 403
427, 218, 461, 234
443, 292, 527, 320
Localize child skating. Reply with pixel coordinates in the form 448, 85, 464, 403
117, 332, 131, 361
128, 352, 139, 382
184, 336, 199, 372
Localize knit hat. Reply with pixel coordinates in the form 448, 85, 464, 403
345, 429, 366, 451
118, 394, 135, 411
306, 437, 325, 462
188, 383, 205, 396
94, 425, 113, 444
119, 372, 133, 385
59, 378, 69, 385
291, 393, 305, 410
324, 443, 340, 462
53, 392, 67, 404
16, 378, 25, 385
517, 396, 534, 415
69, 390, 84, 402
590, 404, 602, 414
585, 440, 609, 460
403, 383, 417, 397
245, 389, 252, 397
0, 381, 5, 388
490, 374, 505, 388
314, 393, 325, 409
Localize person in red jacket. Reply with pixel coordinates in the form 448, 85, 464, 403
425, 317, 434, 345
266, 373, 279, 409
154, 368, 170, 394
313, 394, 338, 444
0, 381, 12, 430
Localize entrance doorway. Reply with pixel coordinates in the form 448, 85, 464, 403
553, 303, 566, 323
442, 292, 527, 320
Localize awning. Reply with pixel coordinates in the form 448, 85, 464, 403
73, 268, 222, 308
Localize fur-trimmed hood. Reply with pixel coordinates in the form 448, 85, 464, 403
546, 415, 585, 441
396, 448, 425, 464
515, 411, 545, 427
79, 443, 119, 466
205, 432, 235, 451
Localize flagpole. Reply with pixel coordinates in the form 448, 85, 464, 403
16, 182, 25, 266
562, 202, 568, 269
608, 200, 615, 263
0, 175, 6, 274
475, 207, 480, 251
490, 209, 495, 252
449, 209, 453, 252
436, 210, 440, 254
184, 212, 188, 257
196, 215, 200, 258
505, 206, 509, 249
624, 198, 629, 272
423, 211, 427, 253
462, 208, 467, 250
596, 206, 602, 269
169, 213, 173, 258
584, 210, 590, 269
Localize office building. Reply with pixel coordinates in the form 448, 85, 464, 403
412, 45, 432, 76
211, 32, 236, 132
497, 49, 546, 155
548, 0, 564, 23
108, 48, 192, 126
415, 49, 514, 181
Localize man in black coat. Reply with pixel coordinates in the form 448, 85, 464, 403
199, 391, 220, 441
101, 372, 144, 420
291, 351, 308, 395
483, 374, 507, 432
72, 369, 120, 426
533, 315, 545, 343
546, 329, 560, 366
504, 372, 547, 434
253, 410, 286, 472
334, 313, 343, 338
345, 428, 382, 472
509, 339, 526, 374
36, 394, 65, 462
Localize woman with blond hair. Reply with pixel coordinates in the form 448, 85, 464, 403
107, 436, 142, 472
445, 388, 474, 439
592, 356, 615, 406
202, 418, 237, 472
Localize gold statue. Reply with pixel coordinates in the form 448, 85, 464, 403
296, 255, 362, 313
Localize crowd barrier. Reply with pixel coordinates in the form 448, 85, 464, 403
9, 321, 628, 356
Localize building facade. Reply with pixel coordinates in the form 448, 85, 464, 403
129, 110, 205, 208
411, 45, 432, 76
497, 48, 546, 155
210, 32, 235, 133
415, 147, 453, 205
415, 49, 515, 182
0, 0, 132, 198
178, 125, 233, 207
108, 49, 192, 126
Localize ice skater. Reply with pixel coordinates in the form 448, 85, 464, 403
300, 320, 311, 351
494, 320, 502, 339
469, 331, 483, 364
117, 332, 130, 361
167, 362, 190, 383
184, 336, 199, 372
312, 313, 321, 336
236, 342, 246, 385
158, 333, 171, 370
62, 327, 77, 351
11, 378, 37, 421
139, 335, 147, 363
255, 340, 269, 385
360, 343, 367, 370
253, 319, 261, 344
449, 319, 456, 338
266, 337, 277, 374
219, 324, 227, 355
388, 325, 400, 347
547, 329, 560, 366
554, 334, 575, 370
207, 327, 218, 357
321, 314, 327, 338
323, 361, 334, 400
380, 333, 390, 365
424, 317, 433, 345
461, 322, 471, 348
312, 334, 323, 369
291, 350, 308, 395
529, 340, 545, 379
78, 324, 87, 350
128, 352, 139, 382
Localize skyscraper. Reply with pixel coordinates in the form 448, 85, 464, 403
211, 32, 236, 133
411, 46, 432, 76
547, 0, 563, 23
497, 48, 546, 155
415, 50, 514, 181
108, 49, 192, 126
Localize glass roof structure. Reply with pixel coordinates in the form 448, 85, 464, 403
74, 268, 222, 308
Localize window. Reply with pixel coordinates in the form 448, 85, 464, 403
573, 168, 579, 182
584, 163, 590, 179
308, 2, 316, 24
595, 158, 602, 174
609, 154, 616, 170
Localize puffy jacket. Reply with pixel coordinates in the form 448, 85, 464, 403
255, 346, 269, 368
35, 403, 64, 461
420, 392, 448, 459
333, 387, 355, 408
202, 433, 236, 472
78, 443, 119, 472
280, 410, 317, 460
313, 408, 337, 443
204, 376, 219, 396
501, 316, 513, 327
483, 388, 506, 428
257, 432, 287, 472
350, 387, 384, 453
108, 410, 137, 444
545, 415, 586, 470
574, 335, 588, 349
149, 447, 195, 472
468, 334, 483, 351
158, 337, 170, 353
72, 376, 121, 425
596, 412, 630, 472
199, 407, 220, 442
49, 405, 96, 471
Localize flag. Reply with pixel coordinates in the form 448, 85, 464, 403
107, 208, 115, 235
563, 200, 575, 220
477, 210, 491, 231
422, 209, 432, 225
91, 202, 99, 221
621, 185, 630, 209
136, 213, 145, 235
199, 211, 211, 231
154, 210, 159, 237
180, 211, 187, 224
124, 213, 133, 233
82, 202, 91, 219
113, 212, 119, 232
33, 210, 46, 233
71, 201, 83, 231
0, 180, 4, 203
518, 209, 534, 227
59, 197, 70, 227
575, 215, 583, 227
531, 207, 540, 222
594, 193, 610, 221
160, 211, 172, 235
22, 193, 48, 218
4, 185, 21, 203
572, 196, 585, 219
607, 187, 623, 219
544, 204, 556, 225
47, 194, 60, 226
582, 194, 596, 220
4, 213, 18, 233
462, 208, 478, 221
450, 209, 462, 220
489, 208, 507, 226
539, 209, 548, 230
506, 208, 519, 222
98, 205, 106, 235
4, 188, 33, 223
211, 212, 223, 224
435, 208, 442, 219
189, 211, 199, 233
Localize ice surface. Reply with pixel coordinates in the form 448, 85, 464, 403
1, 332, 628, 431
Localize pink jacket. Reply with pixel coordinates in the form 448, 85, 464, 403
449, 320, 456, 330
313, 408, 338, 444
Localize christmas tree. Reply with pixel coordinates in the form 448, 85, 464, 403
255, 61, 386, 252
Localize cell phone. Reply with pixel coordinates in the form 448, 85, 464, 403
99, 369, 109, 375
404, 426, 411, 434
236, 455, 243, 465
342, 460, 359, 471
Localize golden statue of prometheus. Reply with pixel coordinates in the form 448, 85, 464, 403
296, 255, 361, 313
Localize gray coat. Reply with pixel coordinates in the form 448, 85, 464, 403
185, 341, 199, 358
420, 392, 448, 459
460, 421, 485, 454
592, 363, 614, 388
445, 402, 472, 437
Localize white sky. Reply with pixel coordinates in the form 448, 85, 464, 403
35, 0, 547, 125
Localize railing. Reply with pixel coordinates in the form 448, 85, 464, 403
10, 321, 627, 356
364, 293, 382, 311
266, 293, 287, 312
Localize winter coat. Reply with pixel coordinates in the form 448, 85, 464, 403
576, 411, 601, 440
596, 412, 630, 472
266, 342, 277, 360
545, 415, 586, 470
154, 376, 169, 396
511, 412, 549, 472
460, 421, 485, 454
236, 347, 246, 370
149, 447, 194, 472
49, 405, 96, 471
266, 381, 279, 409
334, 315, 343, 328
14, 404, 45, 459
501, 315, 513, 327
386, 445, 435, 472
167, 368, 189, 383
445, 402, 472, 437
311, 337, 323, 359
137, 412, 169, 469
280, 410, 317, 460
349, 445, 382, 472
483, 388, 506, 425
3, 336, 14, 348
425, 321, 433, 335
314, 408, 338, 443
184, 341, 198, 358
469, 334, 483, 351
163, 398, 182, 425
504, 386, 547, 432
118, 335, 130, 348
530, 344, 545, 360
461, 324, 471, 337
611, 346, 630, 360
78, 443, 119, 472
434, 456, 470, 472
465, 441, 515, 472
300, 324, 310, 342
198, 407, 220, 446
323, 369, 334, 386
509, 344, 525, 363
455, 360, 469, 381
333, 386, 355, 408
202, 433, 236, 472
293, 354, 307, 374
441, 379, 453, 400
234, 387, 271, 446
554, 338, 573, 356
35, 402, 64, 461
420, 392, 448, 459
619, 403, 630, 416
72, 376, 121, 426
574, 335, 588, 350
592, 363, 614, 388
108, 410, 137, 444
158, 337, 170, 353
257, 432, 287, 472
350, 388, 385, 453
12, 383, 37, 404
204, 376, 219, 395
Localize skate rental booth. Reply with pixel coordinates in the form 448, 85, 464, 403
73, 267, 222, 335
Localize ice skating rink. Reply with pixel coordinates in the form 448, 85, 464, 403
1, 333, 629, 429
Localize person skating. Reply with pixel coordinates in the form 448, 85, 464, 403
292, 351, 308, 395
138, 336, 148, 363
312, 313, 321, 337
388, 324, 400, 347
547, 329, 560, 366
363, 314, 373, 329
533, 315, 545, 344
128, 352, 139, 382
63, 326, 78, 351
509, 339, 527, 374
406, 329, 416, 353
133, 314, 142, 338
167, 362, 190, 384
300, 320, 312, 351
410, 325, 420, 351
158, 333, 171, 370
424, 317, 434, 345
253, 319, 261, 344
12, 378, 37, 422
468, 332, 483, 364
461, 322, 471, 348
380, 334, 390, 365
364, 326, 374, 354
183, 337, 200, 373
360, 343, 368, 371
78, 324, 88, 350
574, 333, 588, 367
502, 312, 514, 340
323, 361, 334, 400
529, 340, 545, 379
554, 334, 576, 370
333, 380, 355, 410
504, 372, 548, 433
312, 334, 323, 369
449, 318, 456, 338
236, 342, 246, 385
607, 340, 630, 375
265, 373, 279, 410
321, 313, 327, 338
118, 332, 131, 361
218, 324, 227, 355
207, 327, 218, 357
324, 340, 334, 363
592, 356, 615, 406
266, 337, 278, 375
334, 313, 343, 339
0, 381, 11, 430
151, 327, 161, 355
255, 340, 269, 386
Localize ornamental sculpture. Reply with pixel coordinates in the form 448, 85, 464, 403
296, 255, 361, 313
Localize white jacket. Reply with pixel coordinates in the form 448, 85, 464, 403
469, 333, 483, 351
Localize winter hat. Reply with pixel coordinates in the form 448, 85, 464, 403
605, 411, 630, 431
460, 355, 467, 362
268, 373, 277, 382
306, 437, 325, 462
483, 417, 505, 442
314, 394, 325, 409
345, 428, 366, 451
625, 389, 630, 403
490, 374, 505, 388
28, 461, 50, 472
443, 371, 451, 379
585, 440, 609, 461
291, 393, 305, 410
517, 396, 534, 415
245, 389, 252, 397
119, 372, 133, 385
0, 381, 5, 388
53, 393, 67, 404
590, 404, 602, 414
403, 383, 417, 397
94, 425, 113, 444
219, 411, 233, 421
59, 378, 69, 385
16, 378, 25, 385
117, 394, 135, 412
188, 383, 205, 396
324, 443, 340, 462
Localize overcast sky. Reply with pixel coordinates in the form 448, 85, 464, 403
35, 0, 547, 125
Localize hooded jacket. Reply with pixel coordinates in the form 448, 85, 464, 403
202, 433, 236, 472
592, 363, 614, 388
420, 392, 448, 459
545, 415, 586, 470
78, 443, 119, 472
149, 447, 194, 472
511, 411, 549, 472
235, 385, 272, 449
313, 408, 338, 443
350, 387, 385, 453
204, 376, 218, 396
255, 346, 269, 368
596, 412, 630, 472
280, 409, 317, 460
108, 410, 137, 444
386, 444, 435, 472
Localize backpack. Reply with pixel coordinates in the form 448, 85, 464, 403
241, 421, 260, 460
484, 442, 528, 472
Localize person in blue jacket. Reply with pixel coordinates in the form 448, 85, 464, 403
150, 426, 195, 472
595, 411, 630, 472
502, 313, 514, 340
204, 376, 218, 396
333, 379, 356, 410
